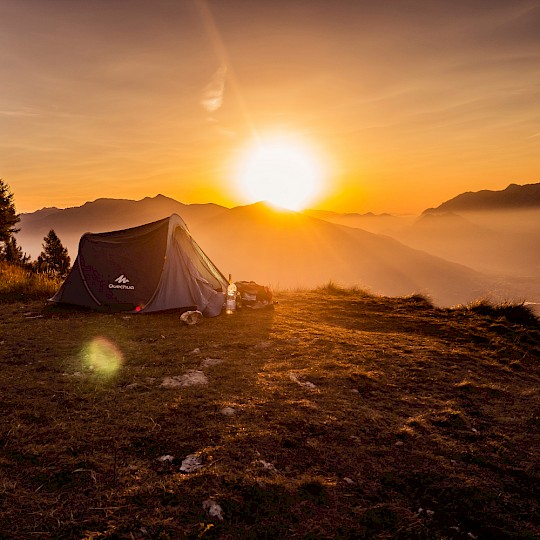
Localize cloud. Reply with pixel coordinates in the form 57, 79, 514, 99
0, 108, 39, 117
200, 64, 227, 113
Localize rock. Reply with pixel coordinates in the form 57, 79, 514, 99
254, 459, 277, 472
203, 499, 224, 520
180, 454, 204, 473
201, 358, 223, 368
157, 455, 174, 463
289, 373, 317, 390
220, 407, 236, 416
180, 310, 203, 325
161, 371, 208, 388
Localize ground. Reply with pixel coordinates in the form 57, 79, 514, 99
0, 290, 539, 539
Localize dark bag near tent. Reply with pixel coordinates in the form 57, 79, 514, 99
236, 281, 273, 308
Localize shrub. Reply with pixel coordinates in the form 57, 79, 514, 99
463, 299, 538, 328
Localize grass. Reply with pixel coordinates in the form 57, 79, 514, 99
0, 262, 61, 302
0, 282, 539, 539
463, 298, 539, 329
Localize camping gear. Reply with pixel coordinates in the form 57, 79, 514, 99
50, 214, 228, 315
236, 281, 273, 309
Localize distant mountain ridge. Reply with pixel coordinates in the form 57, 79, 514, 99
424, 182, 540, 213
17, 194, 494, 307
16, 187, 540, 307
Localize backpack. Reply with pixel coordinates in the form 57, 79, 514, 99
235, 281, 273, 307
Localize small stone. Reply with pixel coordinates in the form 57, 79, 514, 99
161, 371, 208, 388
180, 454, 204, 473
201, 357, 223, 368
343, 477, 354, 484
157, 455, 174, 463
289, 373, 317, 390
395, 441, 404, 446
203, 499, 224, 520
255, 460, 277, 472
220, 407, 236, 416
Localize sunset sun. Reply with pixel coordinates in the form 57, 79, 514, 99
237, 136, 324, 211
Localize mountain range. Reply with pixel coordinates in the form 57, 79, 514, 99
16, 183, 540, 307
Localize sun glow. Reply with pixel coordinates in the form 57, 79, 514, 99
236, 136, 325, 211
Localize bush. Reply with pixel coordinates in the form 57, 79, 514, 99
464, 299, 539, 328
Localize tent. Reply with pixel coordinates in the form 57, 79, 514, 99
50, 214, 228, 316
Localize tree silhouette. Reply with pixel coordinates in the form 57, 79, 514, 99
36, 229, 71, 278
0, 179, 20, 247
1, 236, 30, 267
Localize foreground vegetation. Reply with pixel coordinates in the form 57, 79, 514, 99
0, 261, 62, 302
0, 283, 539, 539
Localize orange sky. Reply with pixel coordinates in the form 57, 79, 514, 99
1, 0, 539, 215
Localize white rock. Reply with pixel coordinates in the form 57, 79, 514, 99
161, 371, 208, 388
255, 460, 277, 472
289, 373, 317, 390
180, 310, 203, 325
203, 499, 224, 520
180, 454, 204, 473
201, 358, 223, 368
220, 407, 236, 416
157, 455, 174, 463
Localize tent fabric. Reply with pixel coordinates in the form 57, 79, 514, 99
50, 214, 228, 316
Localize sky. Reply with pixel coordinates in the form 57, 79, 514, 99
1, 0, 540, 214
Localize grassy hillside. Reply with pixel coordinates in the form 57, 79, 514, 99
0, 287, 539, 539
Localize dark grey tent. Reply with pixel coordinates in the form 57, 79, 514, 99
50, 214, 227, 316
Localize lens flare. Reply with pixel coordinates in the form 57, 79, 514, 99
81, 336, 123, 377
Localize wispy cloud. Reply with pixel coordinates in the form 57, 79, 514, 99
0, 108, 39, 117
200, 64, 227, 113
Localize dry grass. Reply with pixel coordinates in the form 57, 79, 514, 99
0, 262, 61, 302
0, 289, 539, 539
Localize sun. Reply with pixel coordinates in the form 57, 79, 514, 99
236, 136, 324, 211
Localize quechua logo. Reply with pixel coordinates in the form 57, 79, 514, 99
109, 274, 135, 290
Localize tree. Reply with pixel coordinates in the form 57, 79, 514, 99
36, 229, 71, 278
0, 179, 20, 246
1, 236, 31, 267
